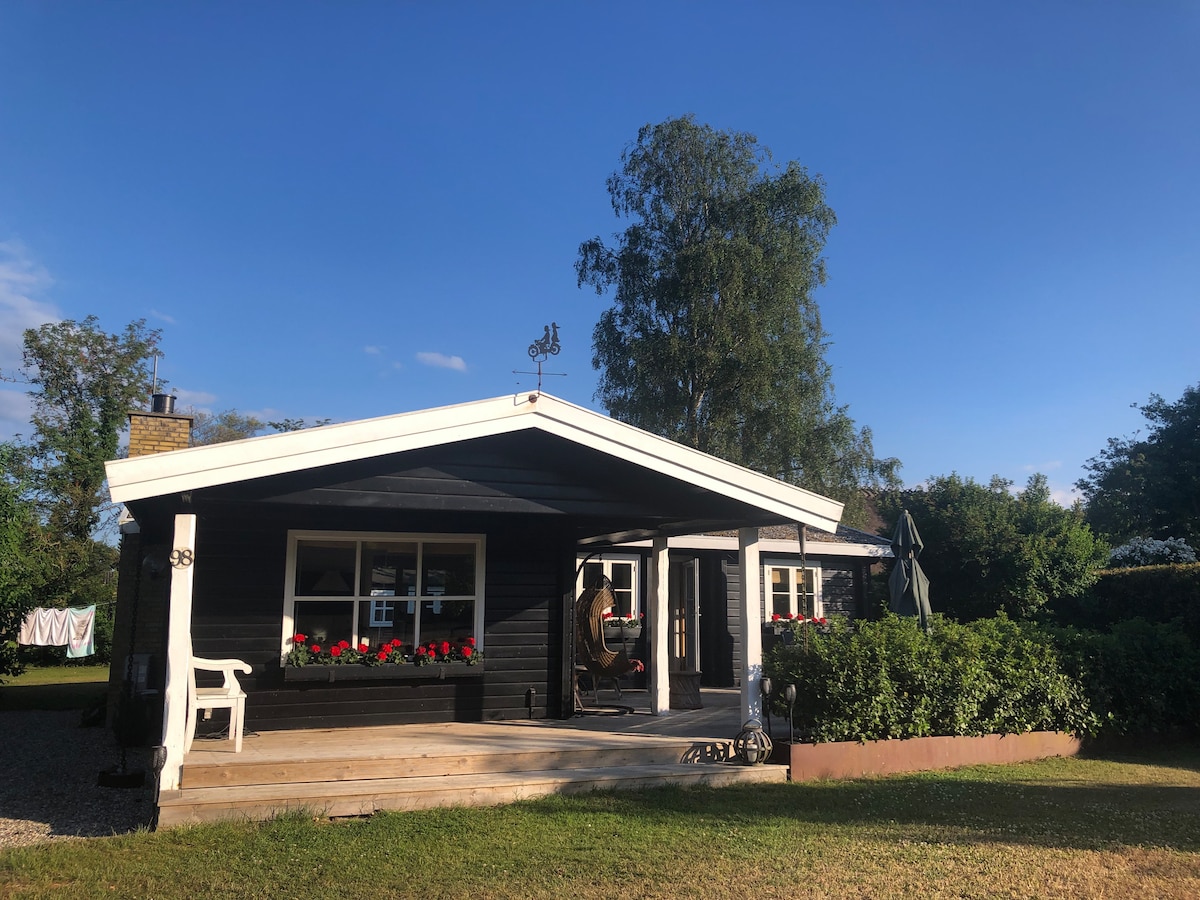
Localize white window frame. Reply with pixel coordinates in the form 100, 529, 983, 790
282, 530, 485, 663
575, 554, 641, 619
761, 560, 823, 622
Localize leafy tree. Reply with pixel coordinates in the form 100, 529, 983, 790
185, 409, 334, 446
186, 408, 266, 446
268, 416, 333, 433
9, 317, 162, 541
0, 442, 42, 676
576, 115, 897, 525
1077, 383, 1200, 549
0, 314, 159, 643
876, 474, 1108, 621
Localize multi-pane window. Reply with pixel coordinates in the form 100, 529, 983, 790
283, 532, 483, 659
577, 556, 639, 618
764, 563, 821, 621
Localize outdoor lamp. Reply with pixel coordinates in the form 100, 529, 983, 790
784, 684, 797, 741
760, 677, 773, 736
733, 718, 772, 766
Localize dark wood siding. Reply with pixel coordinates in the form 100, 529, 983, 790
820, 563, 859, 619
187, 503, 570, 731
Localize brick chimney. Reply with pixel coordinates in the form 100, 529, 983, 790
128, 393, 193, 456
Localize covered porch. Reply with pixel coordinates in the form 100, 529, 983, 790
161, 688, 788, 826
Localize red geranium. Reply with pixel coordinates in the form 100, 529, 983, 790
466, 637, 476, 648
462, 646, 473, 659
293, 633, 307, 643
440, 641, 451, 656
310, 644, 321, 653
771, 613, 781, 621
416, 645, 427, 656
330, 645, 342, 657
338, 640, 350, 650
358, 643, 369, 653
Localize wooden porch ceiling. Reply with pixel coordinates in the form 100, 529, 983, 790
158, 430, 799, 544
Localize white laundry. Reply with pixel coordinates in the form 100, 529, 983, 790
66, 606, 96, 658
17, 608, 70, 646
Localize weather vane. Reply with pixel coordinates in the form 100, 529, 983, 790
514, 322, 566, 394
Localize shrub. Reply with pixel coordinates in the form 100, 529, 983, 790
765, 614, 1095, 743
1109, 537, 1197, 568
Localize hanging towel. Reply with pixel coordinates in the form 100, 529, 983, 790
66, 606, 96, 659
17, 608, 70, 646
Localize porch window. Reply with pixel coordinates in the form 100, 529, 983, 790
763, 562, 822, 621
283, 532, 484, 661
576, 556, 640, 619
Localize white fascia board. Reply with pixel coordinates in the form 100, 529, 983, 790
106, 394, 538, 503
104, 392, 844, 533
532, 397, 843, 533
617, 534, 893, 558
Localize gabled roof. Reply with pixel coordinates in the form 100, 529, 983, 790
106, 392, 844, 534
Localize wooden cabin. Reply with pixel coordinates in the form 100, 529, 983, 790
105, 392, 845, 796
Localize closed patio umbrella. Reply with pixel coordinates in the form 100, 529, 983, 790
889, 509, 932, 632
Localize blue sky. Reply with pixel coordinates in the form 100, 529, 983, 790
1, 2, 1196, 506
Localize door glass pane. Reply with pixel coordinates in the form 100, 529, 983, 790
360, 541, 418, 597
295, 541, 356, 596
422, 543, 475, 596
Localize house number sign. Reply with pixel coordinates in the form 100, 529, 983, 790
169, 549, 194, 569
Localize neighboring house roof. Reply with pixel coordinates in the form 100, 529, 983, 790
106, 392, 844, 541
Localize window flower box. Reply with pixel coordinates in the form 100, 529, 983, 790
283, 662, 484, 683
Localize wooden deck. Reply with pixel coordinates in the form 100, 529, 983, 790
161, 689, 786, 826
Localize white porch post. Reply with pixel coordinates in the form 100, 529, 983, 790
648, 537, 670, 715
159, 513, 197, 794
738, 526, 763, 725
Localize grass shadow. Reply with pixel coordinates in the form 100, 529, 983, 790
518, 743, 1200, 853
0, 681, 108, 711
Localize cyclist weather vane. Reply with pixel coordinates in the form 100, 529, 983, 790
514, 322, 566, 394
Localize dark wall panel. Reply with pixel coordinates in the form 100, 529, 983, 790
187, 503, 569, 730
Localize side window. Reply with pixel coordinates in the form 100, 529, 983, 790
577, 556, 640, 619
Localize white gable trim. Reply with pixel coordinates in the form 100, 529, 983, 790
106, 393, 843, 532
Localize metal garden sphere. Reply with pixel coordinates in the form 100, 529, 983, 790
733, 718, 773, 765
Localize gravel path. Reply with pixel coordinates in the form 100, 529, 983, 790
0, 710, 156, 848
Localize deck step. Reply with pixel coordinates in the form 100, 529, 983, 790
182, 740, 719, 789
158, 762, 787, 826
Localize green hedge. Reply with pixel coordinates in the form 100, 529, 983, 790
1054, 563, 1200, 641
764, 614, 1096, 743
1049, 619, 1200, 737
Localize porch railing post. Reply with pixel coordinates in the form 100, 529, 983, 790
738, 527, 763, 724
159, 513, 197, 795
648, 537, 670, 715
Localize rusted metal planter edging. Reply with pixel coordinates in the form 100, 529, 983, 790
283, 663, 484, 683
789, 731, 1082, 782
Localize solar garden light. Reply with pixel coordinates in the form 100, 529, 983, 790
760, 676, 773, 737
733, 718, 772, 766
784, 683, 797, 742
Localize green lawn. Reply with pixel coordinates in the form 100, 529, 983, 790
0, 665, 110, 711
1, 744, 1198, 899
